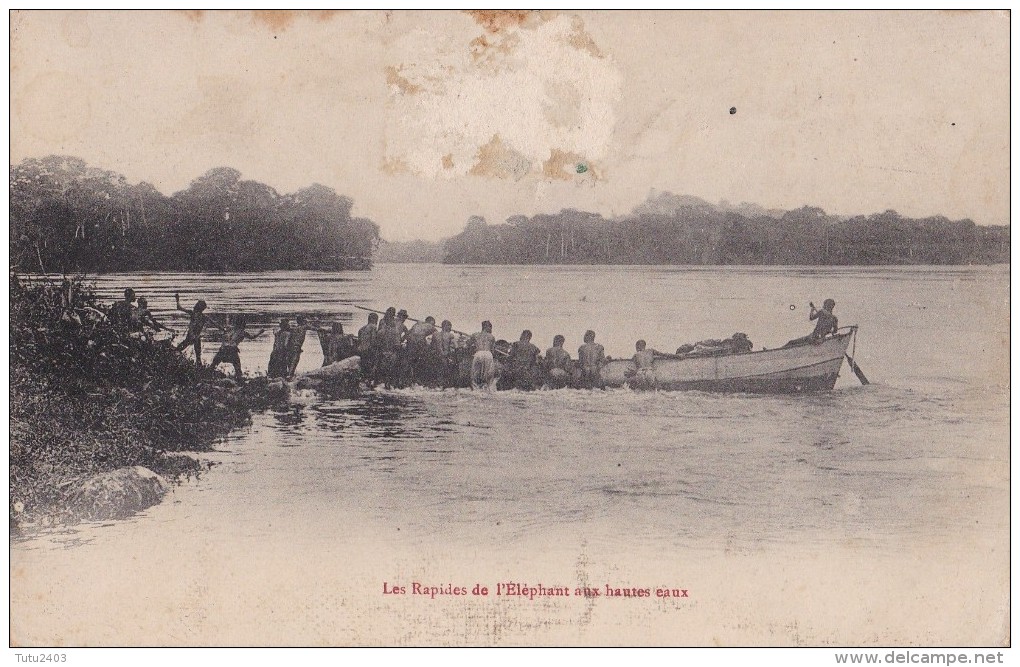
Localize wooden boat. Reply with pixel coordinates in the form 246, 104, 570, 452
600, 327, 858, 393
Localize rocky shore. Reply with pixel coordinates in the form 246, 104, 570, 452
9, 275, 284, 533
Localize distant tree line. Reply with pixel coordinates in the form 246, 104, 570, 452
443, 193, 1009, 266
373, 239, 445, 263
10, 156, 380, 273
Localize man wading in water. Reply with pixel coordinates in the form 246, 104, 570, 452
543, 335, 573, 389
286, 315, 308, 378
431, 320, 458, 389
470, 321, 497, 391
405, 315, 437, 386
210, 314, 266, 383
578, 330, 606, 389
507, 329, 540, 390
268, 318, 291, 379
375, 307, 404, 389
630, 339, 658, 391
357, 312, 380, 386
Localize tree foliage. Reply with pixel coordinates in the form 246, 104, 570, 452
442, 193, 1009, 266
10, 156, 380, 273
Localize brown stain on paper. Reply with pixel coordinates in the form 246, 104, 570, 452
469, 33, 521, 65
566, 16, 604, 59
385, 66, 422, 95
180, 10, 343, 32
469, 135, 532, 180
543, 149, 599, 181
381, 156, 410, 175
465, 10, 553, 34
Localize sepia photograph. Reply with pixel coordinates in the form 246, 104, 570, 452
8, 9, 1011, 651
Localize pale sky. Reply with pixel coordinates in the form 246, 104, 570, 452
10, 10, 1010, 241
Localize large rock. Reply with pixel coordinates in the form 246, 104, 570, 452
65, 466, 169, 521
295, 356, 361, 395
299, 356, 361, 380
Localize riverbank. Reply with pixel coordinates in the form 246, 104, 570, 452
9, 275, 281, 532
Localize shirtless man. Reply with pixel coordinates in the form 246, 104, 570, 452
316, 322, 349, 366
809, 299, 839, 340
405, 315, 437, 386
786, 298, 839, 347
431, 320, 458, 388
543, 335, 573, 389
508, 329, 541, 390
578, 330, 606, 390
630, 340, 658, 391
376, 307, 404, 388
357, 313, 380, 386
133, 297, 170, 337
470, 321, 497, 391
286, 315, 308, 378
210, 315, 266, 382
175, 293, 215, 366
328, 323, 352, 364
268, 318, 291, 378
108, 288, 136, 331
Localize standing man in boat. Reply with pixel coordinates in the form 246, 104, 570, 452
786, 298, 839, 347
543, 335, 573, 389
578, 330, 606, 389
809, 299, 839, 339
507, 330, 541, 390
470, 321, 497, 391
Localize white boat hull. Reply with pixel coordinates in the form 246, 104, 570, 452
600, 332, 853, 393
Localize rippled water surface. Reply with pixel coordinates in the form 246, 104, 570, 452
51, 264, 1013, 548
12, 264, 1010, 645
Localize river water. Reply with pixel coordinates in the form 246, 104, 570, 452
11, 264, 1010, 646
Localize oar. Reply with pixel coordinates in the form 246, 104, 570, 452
844, 324, 870, 385
844, 353, 870, 385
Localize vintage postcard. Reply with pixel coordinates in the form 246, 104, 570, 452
8, 10, 1010, 651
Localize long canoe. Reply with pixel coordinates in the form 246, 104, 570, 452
600, 328, 856, 393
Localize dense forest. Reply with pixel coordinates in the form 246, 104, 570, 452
12, 157, 1008, 271
442, 192, 1010, 266
373, 239, 445, 263
10, 156, 380, 273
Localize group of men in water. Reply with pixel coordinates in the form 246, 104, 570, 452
105, 287, 841, 390
350, 307, 611, 391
